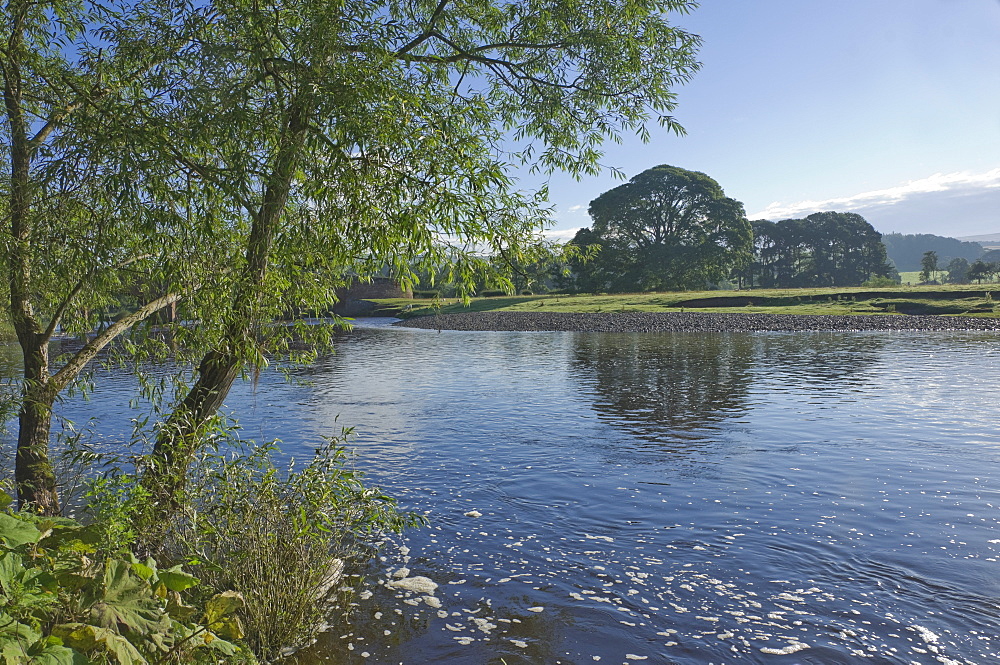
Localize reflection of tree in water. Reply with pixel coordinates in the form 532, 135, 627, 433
571, 333, 756, 444
572, 332, 891, 446
748, 333, 888, 390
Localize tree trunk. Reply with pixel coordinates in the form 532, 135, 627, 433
144, 100, 309, 506
3, 0, 59, 513
4, 1, 183, 514
16, 392, 58, 514
14, 340, 58, 514
144, 349, 241, 504
11, 292, 185, 513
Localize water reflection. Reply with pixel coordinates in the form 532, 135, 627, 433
10, 326, 1000, 664
748, 332, 890, 389
571, 332, 893, 450
571, 333, 755, 445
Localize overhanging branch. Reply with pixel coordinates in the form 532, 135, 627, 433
50, 291, 183, 393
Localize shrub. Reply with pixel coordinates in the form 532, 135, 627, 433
96, 435, 422, 662
0, 495, 251, 665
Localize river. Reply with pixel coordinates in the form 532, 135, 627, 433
47, 321, 1000, 664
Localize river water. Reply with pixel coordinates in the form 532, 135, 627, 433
50, 321, 1000, 664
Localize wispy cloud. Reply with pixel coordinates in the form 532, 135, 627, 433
750, 168, 1000, 222
567, 204, 586, 212
542, 226, 582, 243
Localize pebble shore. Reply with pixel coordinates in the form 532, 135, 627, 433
396, 311, 1000, 333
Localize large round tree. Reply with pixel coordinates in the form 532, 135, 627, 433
582, 165, 752, 291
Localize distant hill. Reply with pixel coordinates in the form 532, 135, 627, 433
882, 233, 985, 272
956, 232, 1000, 250
956, 232, 1000, 243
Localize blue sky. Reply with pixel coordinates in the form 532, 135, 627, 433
538, 0, 1000, 241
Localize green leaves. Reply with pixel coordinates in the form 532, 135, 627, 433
1, 633, 83, 665
0, 611, 44, 656
86, 560, 171, 637
0, 514, 41, 548
203, 591, 244, 641
52, 624, 145, 665
0, 551, 59, 619
0, 511, 250, 664
154, 565, 198, 594
580, 165, 752, 292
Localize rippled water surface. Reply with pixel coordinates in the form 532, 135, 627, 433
55, 323, 1000, 664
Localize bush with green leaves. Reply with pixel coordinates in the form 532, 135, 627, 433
0, 493, 253, 665
87, 436, 422, 662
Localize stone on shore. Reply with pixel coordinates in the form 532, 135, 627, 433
396, 311, 1000, 333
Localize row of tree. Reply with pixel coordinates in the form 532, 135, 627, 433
562, 166, 894, 292
738, 213, 894, 288
925, 252, 1000, 284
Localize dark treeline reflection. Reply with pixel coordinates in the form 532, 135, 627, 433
747, 333, 889, 390
571, 332, 889, 445
571, 333, 756, 444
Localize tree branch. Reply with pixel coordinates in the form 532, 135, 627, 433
394, 0, 450, 57
50, 291, 183, 393
42, 253, 156, 342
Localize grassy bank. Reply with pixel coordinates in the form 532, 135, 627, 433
372, 284, 1000, 318
896, 271, 1000, 286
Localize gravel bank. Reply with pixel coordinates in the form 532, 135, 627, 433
396, 311, 1000, 333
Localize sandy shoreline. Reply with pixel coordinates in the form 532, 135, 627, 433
395, 311, 1000, 333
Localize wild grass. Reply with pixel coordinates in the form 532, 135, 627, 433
150, 439, 421, 662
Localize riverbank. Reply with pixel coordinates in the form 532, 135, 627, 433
373, 285, 1000, 320
396, 311, 1000, 332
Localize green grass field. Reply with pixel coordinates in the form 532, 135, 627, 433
897, 271, 1000, 285
371, 284, 1000, 319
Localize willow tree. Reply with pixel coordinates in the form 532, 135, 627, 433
118, 0, 703, 504
0, 0, 216, 513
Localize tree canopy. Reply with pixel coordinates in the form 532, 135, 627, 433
740, 212, 893, 289
2, 0, 704, 512
945, 257, 970, 284
569, 165, 752, 292
919, 251, 939, 283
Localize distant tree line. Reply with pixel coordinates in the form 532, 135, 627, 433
449, 169, 997, 296
736, 213, 895, 289
559, 166, 894, 293
938, 252, 1000, 285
